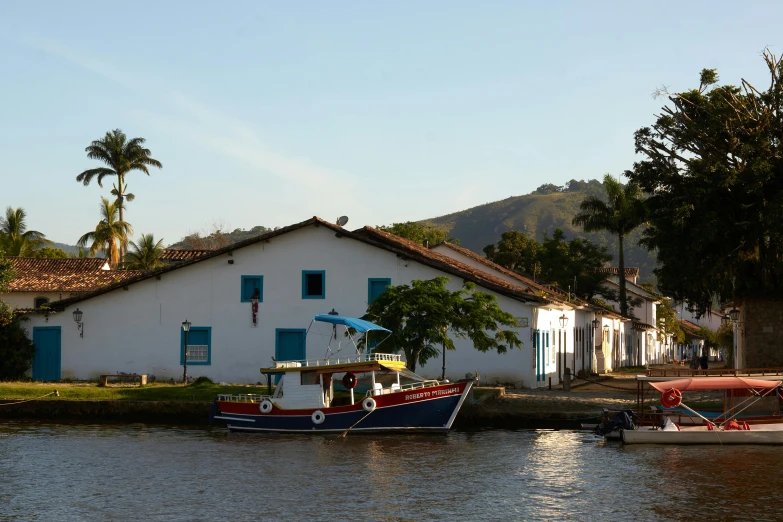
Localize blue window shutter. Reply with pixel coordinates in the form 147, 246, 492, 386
241, 276, 263, 302
181, 326, 212, 365
368, 278, 391, 304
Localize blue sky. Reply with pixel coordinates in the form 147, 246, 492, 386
1, 1, 782, 247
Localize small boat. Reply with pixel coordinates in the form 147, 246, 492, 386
211, 314, 473, 433
622, 376, 783, 445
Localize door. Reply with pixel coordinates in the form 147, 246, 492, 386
32, 327, 61, 381
274, 329, 306, 383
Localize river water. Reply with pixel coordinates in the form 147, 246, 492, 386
1, 421, 780, 521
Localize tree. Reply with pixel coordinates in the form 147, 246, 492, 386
483, 230, 540, 274
0, 250, 34, 380
77, 197, 133, 267
483, 228, 613, 301
362, 277, 521, 372
377, 222, 453, 247
536, 229, 613, 300
125, 233, 166, 270
76, 129, 162, 261
573, 174, 647, 316
34, 247, 69, 259
0, 207, 50, 256
629, 50, 783, 315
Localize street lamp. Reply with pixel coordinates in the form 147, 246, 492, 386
728, 309, 740, 372
182, 319, 191, 384
559, 314, 569, 328
72, 308, 84, 338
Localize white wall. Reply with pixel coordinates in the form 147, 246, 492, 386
25, 225, 545, 386
4, 291, 76, 310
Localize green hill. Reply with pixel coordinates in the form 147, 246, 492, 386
423, 179, 658, 283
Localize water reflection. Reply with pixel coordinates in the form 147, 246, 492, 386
1, 421, 782, 521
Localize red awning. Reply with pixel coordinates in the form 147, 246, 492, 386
650, 377, 782, 392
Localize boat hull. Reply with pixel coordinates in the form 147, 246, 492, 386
213, 381, 472, 433
622, 424, 783, 445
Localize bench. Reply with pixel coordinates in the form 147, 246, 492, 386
100, 374, 148, 386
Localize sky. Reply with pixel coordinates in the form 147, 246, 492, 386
2, 1, 783, 247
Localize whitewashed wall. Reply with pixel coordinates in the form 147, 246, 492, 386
4, 291, 76, 310
25, 225, 546, 386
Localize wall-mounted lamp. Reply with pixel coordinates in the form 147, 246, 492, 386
591, 318, 600, 329
73, 308, 84, 338
559, 314, 569, 328
729, 308, 740, 323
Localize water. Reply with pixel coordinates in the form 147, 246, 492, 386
1, 422, 781, 521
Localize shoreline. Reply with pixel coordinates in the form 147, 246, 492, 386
0, 398, 604, 430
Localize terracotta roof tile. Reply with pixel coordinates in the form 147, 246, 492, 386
5, 257, 142, 293
160, 249, 212, 261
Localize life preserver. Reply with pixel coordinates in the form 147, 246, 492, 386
660, 388, 682, 408
342, 372, 357, 389
259, 400, 273, 414
311, 410, 325, 425
362, 397, 376, 412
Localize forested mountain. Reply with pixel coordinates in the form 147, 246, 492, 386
423, 179, 658, 283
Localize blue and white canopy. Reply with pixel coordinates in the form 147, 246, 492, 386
313, 314, 391, 333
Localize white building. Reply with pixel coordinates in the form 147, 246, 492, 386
23, 217, 608, 388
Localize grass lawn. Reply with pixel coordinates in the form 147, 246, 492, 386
0, 380, 272, 402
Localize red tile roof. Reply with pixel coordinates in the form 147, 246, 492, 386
5, 257, 142, 293
599, 267, 640, 280
678, 319, 706, 338
160, 249, 212, 261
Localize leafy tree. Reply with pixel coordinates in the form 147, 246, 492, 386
534, 183, 562, 195
377, 222, 453, 247
537, 229, 612, 300
33, 247, 69, 259
483, 230, 540, 274
77, 197, 133, 267
0, 207, 50, 256
573, 174, 647, 316
483, 228, 612, 300
0, 251, 33, 380
76, 129, 162, 261
125, 233, 166, 270
362, 277, 521, 372
629, 50, 783, 315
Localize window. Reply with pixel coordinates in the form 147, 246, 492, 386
241, 275, 264, 302
181, 326, 212, 365
34, 297, 50, 309
368, 278, 391, 304
302, 270, 325, 299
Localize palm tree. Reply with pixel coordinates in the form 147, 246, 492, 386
572, 174, 647, 316
76, 129, 162, 260
125, 233, 166, 270
77, 198, 133, 267
0, 207, 50, 256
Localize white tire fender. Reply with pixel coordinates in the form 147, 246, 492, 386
259, 400, 273, 414
362, 397, 377, 412
311, 410, 325, 425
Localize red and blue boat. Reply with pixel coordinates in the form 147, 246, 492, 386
211, 315, 473, 433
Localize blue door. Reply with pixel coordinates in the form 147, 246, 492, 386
274, 329, 307, 383
32, 327, 61, 381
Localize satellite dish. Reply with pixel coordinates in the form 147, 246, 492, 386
336, 216, 349, 227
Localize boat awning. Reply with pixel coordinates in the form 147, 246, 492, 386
650, 377, 782, 392
313, 314, 391, 333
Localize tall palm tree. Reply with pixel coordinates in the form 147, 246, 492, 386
573, 174, 647, 316
76, 129, 162, 260
0, 207, 50, 256
125, 233, 166, 270
77, 198, 133, 267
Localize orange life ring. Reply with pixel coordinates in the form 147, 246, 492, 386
342, 372, 357, 389
660, 388, 682, 408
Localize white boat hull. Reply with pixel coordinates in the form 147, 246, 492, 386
622, 424, 783, 445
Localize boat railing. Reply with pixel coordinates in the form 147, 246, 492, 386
271, 353, 403, 369
646, 367, 783, 378
365, 379, 442, 396
217, 394, 271, 403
